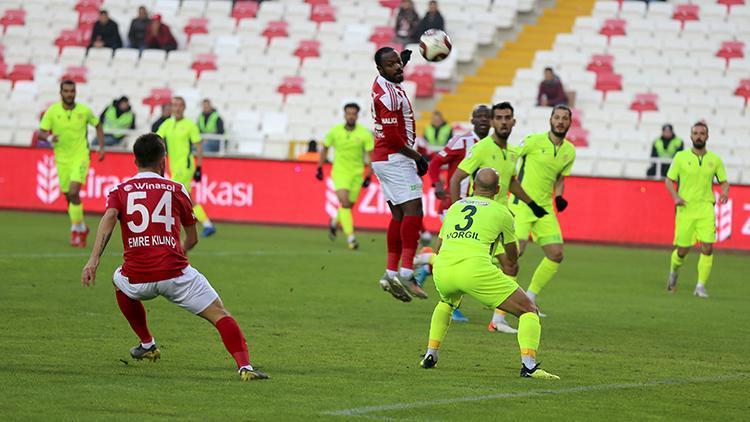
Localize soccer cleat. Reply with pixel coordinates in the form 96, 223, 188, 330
70, 230, 81, 247
347, 239, 359, 250
400, 274, 428, 299
78, 226, 90, 248
201, 226, 217, 237
667, 272, 678, 292
379, 273, 412, 302
130, 344, 161, 362
487, 321, 518, 334
520, 363, 560, 380
451, 308, 469, 322
328, 220, 337, 241
420, 354, 437, 369
239, 367, 269, 381
693, 284, 709, 298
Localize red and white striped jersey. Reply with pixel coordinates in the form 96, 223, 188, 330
370, 75, 415, 162
427, 131, 480, 199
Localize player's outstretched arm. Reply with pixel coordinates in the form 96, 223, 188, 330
449, 169, 469, 204
183, 224, 199, 252
81, 208, 118, 287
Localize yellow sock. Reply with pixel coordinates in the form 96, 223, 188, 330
193, 204, 209, 224
697, 253, 713, 286
427, 301, 452, 350
338, 207, 354, 237
68, 203, 84, 226
670, 249, 685, 273
518, 312, 541, 367
528, 257, 559, 295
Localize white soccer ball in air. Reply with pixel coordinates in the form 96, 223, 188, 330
419, 29, 452, 62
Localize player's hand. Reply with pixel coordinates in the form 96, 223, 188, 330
194, 166, 202, 182
315, 167, 324, 181
527, 200, 548, 218
719, 193, 728, 204
400, 49, 412, 66
434, 182, 446, 199
362, 175, 371, 188
97, 147, 105, 161
81, 260, 98, 287
673, 196, 686, 207
416, 156, 429, 176
555, 195, 568, 212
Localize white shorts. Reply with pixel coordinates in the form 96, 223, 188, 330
372, 156, 423, 205
113, 265, 219, 314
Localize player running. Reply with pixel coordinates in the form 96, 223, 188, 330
156, 96, 215, 238
665, 122, 729, 298
509, 105, 576, 311
81, 133, 268, 381
420, 168, 559, 379
316, 102, 374, 250
371, 47, 429, 302
38, 80, 105, 248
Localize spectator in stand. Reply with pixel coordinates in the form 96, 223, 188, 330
297, 140, 320, 162
145, 14, 177, 52
128, 6, 150, 50
647, 123, 683, 178
424, 110, 453, 148
99, 96, 135, 146
394, 0, 420, 45
197, 99, 226, 153
412, 1, 444, 42
151, 103, 172, 133
89, 10, 123, 50
537, 67, 569, 107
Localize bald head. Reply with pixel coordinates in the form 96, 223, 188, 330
473, 168, 500, 198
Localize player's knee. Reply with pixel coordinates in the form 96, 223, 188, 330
341, 200, 353, 208
520, 300, 538, 315
67, 192, 81, 204
549, 251, 563, 263
701, 244, 713, 255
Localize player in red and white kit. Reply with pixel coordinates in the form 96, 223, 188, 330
371, 47, 429, 302
81, 133, 268, 381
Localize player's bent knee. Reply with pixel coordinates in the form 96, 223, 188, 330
701, 244, 714, 255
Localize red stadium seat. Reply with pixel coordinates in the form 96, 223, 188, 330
629, 92, 659, 121
369, 26, 395, 47
305, 0, 330, 5
1, 9, 25, 34
142, 88, 172, 115
599, 19, 626, 42
6, 63, 34, 87
718, 0, 744, 13
78, 10, 99, 32
379, 0, 401, 11
62, 65, 88, 83
277, 76, 305, 100
734, 78, 750, 106
184, 18, 209, 43
717, 41, 745, 69
566, 127, 589, 147
294, 39, 321, 64
595, 72, 622, 100
586, 54, 614, 75
571, 108, 582, 128
232, 1, 258, 25
262, 21, 289, 46
672, 4, 700, 29
310, 4, 336, 24
405, 65, 435, 98
75, 0, 103, 14
191, 53, 217, 79
0, 62, 7, 79
55, 29, 85, 54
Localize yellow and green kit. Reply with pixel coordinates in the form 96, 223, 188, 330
324, 123, 374, 202
457, 135, 519, 206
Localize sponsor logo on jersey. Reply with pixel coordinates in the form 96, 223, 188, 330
382, 118, 397, 124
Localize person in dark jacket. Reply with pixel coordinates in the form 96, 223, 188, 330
128, 6, 150, 50
537, 67, 569, 107
89, 10, 123, 50
145, 14, 177, 52
394, 0, 420, 45
647, 123, 684, 178
99, 96, 135, 146
412, 1, 445, 42
151, 103, 172, 133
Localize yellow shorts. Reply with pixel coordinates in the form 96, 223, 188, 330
511, 201, 563, 246
332, 171, 364, 203
433, 257, 519, 309
55, 153, 90, 193
674, 203, 716, 247
170, 156, 196, 194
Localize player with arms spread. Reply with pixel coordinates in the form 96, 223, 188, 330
420, 168, 559, 379
81, 133, 268, 381
665, 122, 729, 298
370, 47, 429, 302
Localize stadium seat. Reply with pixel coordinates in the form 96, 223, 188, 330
61, 65, 87, 83
566, 127, 589, 147
586, 54, 615, 75
232, 1, 259, 25
595, 72, 622, 100
716, 41, 745, 69
311, 4, 336, 24
629, 92, 658, 121
1, 9, 25, 34
184, 18, 209, 43
734, 78, 750, 106
405, 65, 435, 98
74, 0, 102, 14
191, 53, 217, 79
262, 21, 289, 45
277, 76, 305, 100
142, 88, 173, 115
369, 26, 395, 47
293, 39, 321, 64
77, 10, 99, 33
54, 29, 84, 54
599, 18, 626, 42
6, 63, 34, 87
672, 4, 700, 29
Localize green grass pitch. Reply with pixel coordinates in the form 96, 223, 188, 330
0, 210, 748, 420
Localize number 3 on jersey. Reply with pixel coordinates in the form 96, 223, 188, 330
126, 191, 175, 233
454, 205, 477, 231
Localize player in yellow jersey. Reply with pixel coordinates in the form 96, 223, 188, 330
316, 103, 374, 250
665, 122, 729, 298
510, 105, 576, 312
448, 102, 548, 332
38, 80, 105, 247
420, 168, 559, 379
156, 96, 215, 237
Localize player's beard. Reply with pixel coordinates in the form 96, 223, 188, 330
62, 97, 75, 106
551, 127, 569, 138
692, 140, 706, 150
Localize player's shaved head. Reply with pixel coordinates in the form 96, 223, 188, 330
473, 168, 500, 198
134, 133, 167, 171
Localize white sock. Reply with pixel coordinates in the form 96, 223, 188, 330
386, 269, 398, 279
426, 348, 439, 360
526, 290, 537, 302
141, 339, 155, 349
492, 311, 506, 325
203, 219, 213, 228
238, 364, 254, 372
71, 223, 85, 232
522, 355, 536, 370
347, 234, 356, 243
399, 267, 414, 279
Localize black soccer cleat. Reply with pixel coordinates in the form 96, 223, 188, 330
420, 354, 437, 369
520, 362, 559, 379
129, 344, 160, 362
239, 367, 270, 381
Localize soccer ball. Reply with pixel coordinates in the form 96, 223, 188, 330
419, 29, 452, 62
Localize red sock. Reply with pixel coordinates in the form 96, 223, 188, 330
115, 290, 153, 344
400, 215, 422, 270
386, 218, 402, 271
215, 316, 250, 369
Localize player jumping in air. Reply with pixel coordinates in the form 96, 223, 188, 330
371, 47, 429, 302
510, 105, 576, 312
38, 80, 105, 248
81, 133, 268, 381
421, 168, 559, 379
316, 102, 375, 250
665, 122, 729, 298
156, 96, 216, 237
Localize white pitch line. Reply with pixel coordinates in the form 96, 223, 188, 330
0, 250, 346, 259
323, 375, 747, 417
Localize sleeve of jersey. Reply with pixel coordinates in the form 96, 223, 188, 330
178, 187, 198, 226
88, 106, 100, 126
190, 123, 202, 144
39, 109, 52, 131
323, 128, 335, 148
500, 209, 518, 244
715, 157, 728, 183
377, 99, 406, 150
666, 156, 680, 181
457, 144, 480, 175
105, 188, 121, 216
561, 147, 576, 176
156, 122, 166, 138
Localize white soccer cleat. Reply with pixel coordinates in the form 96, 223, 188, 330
667, 272, 678, 292
379, 272, 412, 302
693, 284, 709, 298
487, 321, 518, 334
